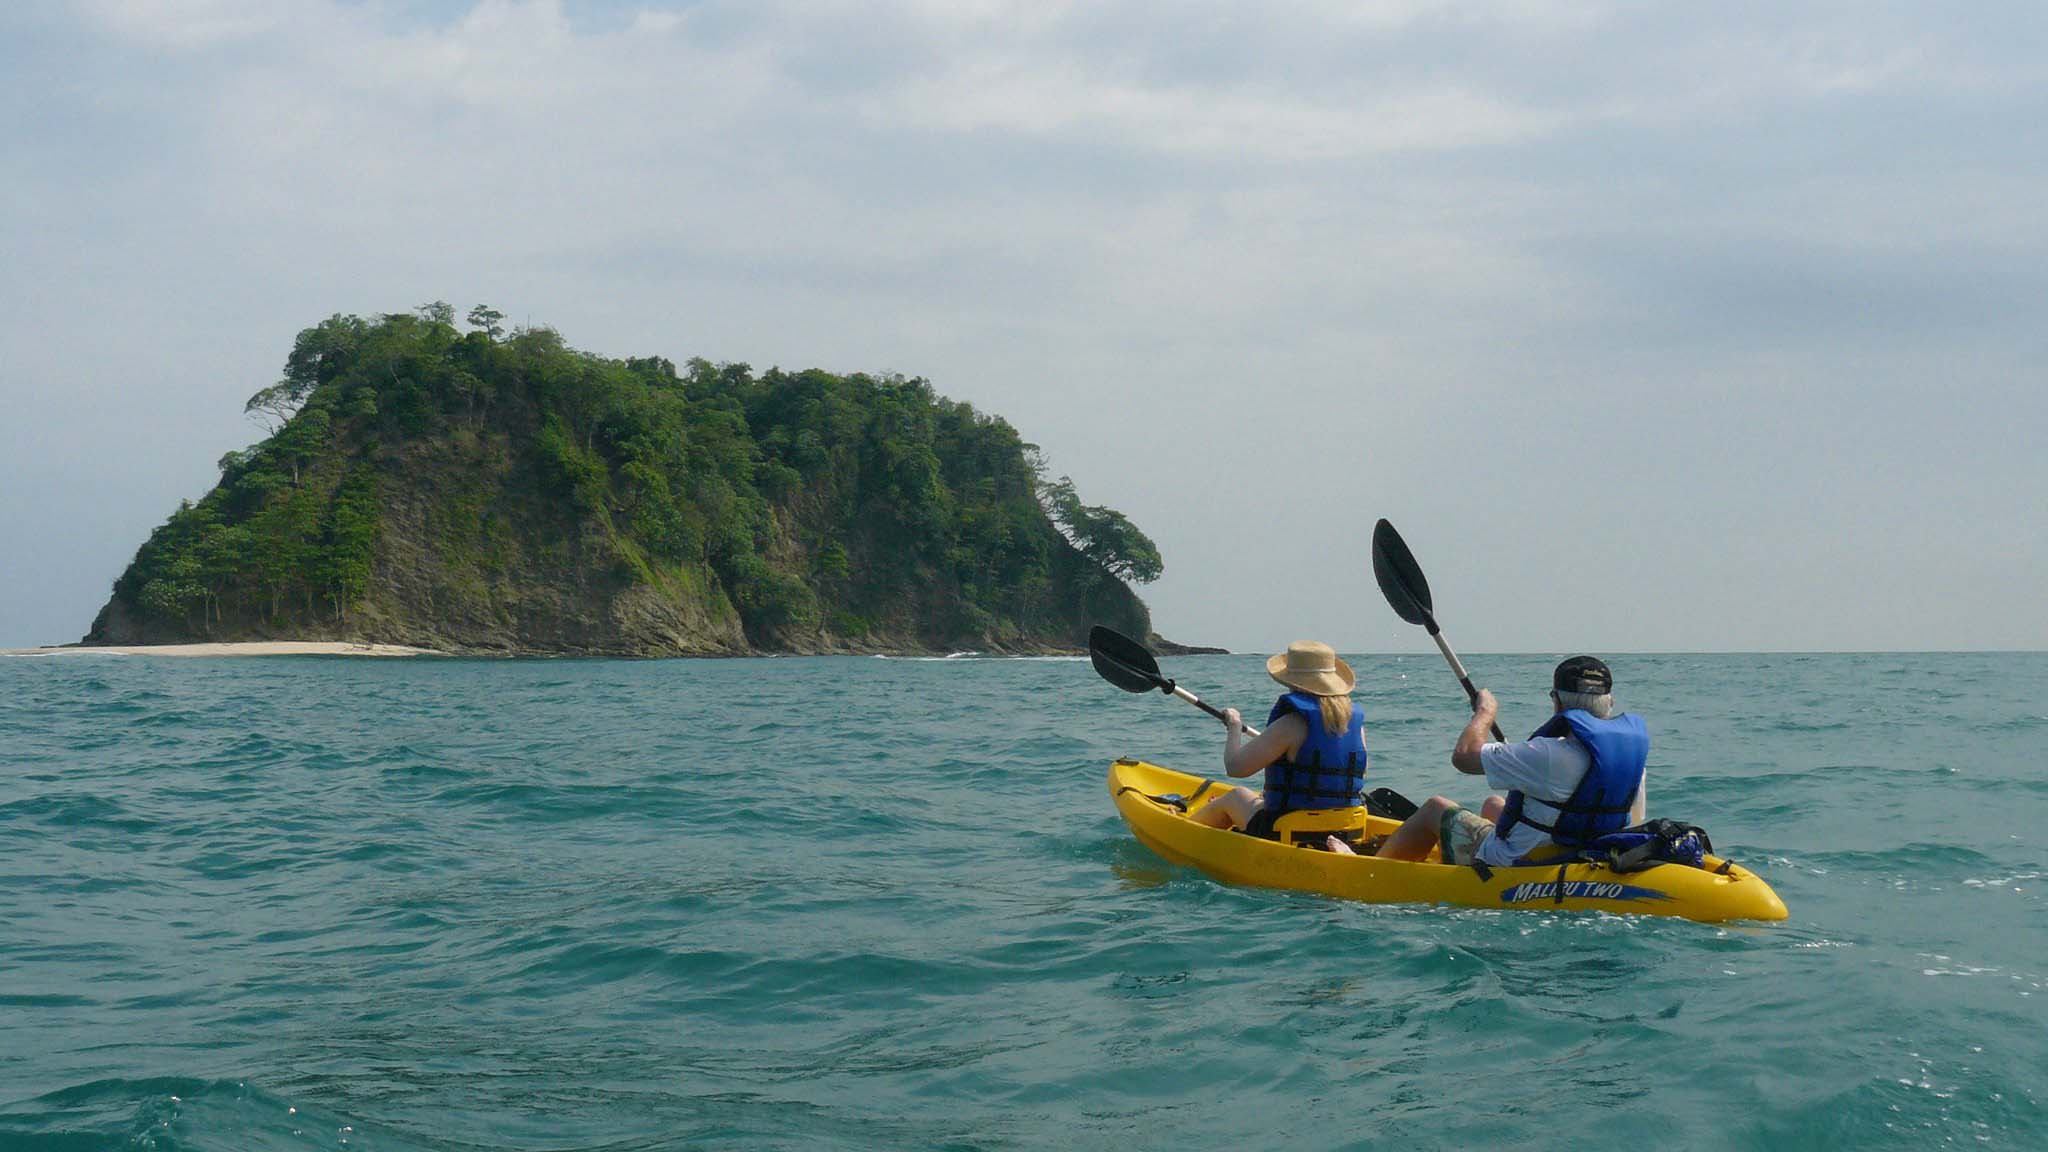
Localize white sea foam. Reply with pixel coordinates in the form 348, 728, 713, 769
1961, 872, 2039, 888
878, 652, 1088, 662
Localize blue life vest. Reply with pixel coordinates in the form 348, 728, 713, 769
1262, 692, 1368, 812
1494, 710, 1648, 850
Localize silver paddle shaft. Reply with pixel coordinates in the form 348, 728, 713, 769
1169, 684, 1262, 738
1429, 630, 1473, 684
1426, 621, 1505, 742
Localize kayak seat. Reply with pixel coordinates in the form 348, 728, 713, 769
1269, 808, 1371, 848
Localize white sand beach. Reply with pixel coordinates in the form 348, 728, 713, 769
4, 642, 441, 658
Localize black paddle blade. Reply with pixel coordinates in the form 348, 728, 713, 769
1089, 625, 1165, 694
1367, 788, 1420, 822
1371, 518, 1435, 627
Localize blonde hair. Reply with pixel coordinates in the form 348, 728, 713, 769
1317, 694, 1353, 736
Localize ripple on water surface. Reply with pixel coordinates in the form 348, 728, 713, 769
0, 652, 2043, 1150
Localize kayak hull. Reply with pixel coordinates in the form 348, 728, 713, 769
1109, 759, 1788, 923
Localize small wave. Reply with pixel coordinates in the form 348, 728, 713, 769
1761, 718, 1854, 733
1806, 843, 2001, 871
376, 760, 478, 782
0, 793, 157, 835
1915, 952, 2018, 980
508, 941, 754, 987
0, 1077, 415, 1152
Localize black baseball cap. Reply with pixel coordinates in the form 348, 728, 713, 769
1553, 656, 1613, 695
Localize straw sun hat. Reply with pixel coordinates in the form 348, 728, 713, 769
1266, 641, 1355, 697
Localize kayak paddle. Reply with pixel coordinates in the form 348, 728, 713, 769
1370, 518, 1506, 743
1089, 625, 1262, 736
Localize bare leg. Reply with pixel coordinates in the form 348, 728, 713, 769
1375, 796, 1456, 861
1480, 794, 1505, 822
1190, 786, 1260, 830
1325, 835, 1356, 855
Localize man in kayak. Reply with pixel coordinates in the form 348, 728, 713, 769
1334, 656, 1647, 866
1188, 640, 1369, 837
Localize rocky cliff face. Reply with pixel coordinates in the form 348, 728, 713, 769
87, 311, 1156, 655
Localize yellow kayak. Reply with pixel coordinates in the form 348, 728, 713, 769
1109, 758, 1788, 923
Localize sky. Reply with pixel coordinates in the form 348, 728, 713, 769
2, 0, 2044, 653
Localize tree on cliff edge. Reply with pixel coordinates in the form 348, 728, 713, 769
1039, 476, 1163, 585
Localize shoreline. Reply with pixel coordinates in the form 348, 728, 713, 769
3, 637, 1233, 660
5, 642, 442, 658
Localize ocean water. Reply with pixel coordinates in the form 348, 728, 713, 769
1, 651, 2043, 1151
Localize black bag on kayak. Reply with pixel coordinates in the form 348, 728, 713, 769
1572, 818, 1715, 873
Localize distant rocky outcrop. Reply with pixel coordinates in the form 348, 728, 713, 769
87, 308, 1166, 656
1148, 635, 1229, 656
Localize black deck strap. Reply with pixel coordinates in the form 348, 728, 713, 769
1113, 786, 1186, 812
1185, 780, 1216, 807
1554, 862, 1570, 904
1469, 859, 1493, 882
1716, 859, 1734, 875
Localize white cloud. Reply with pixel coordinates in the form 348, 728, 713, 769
76, 0, 307, 48
872, 65, 1562, 160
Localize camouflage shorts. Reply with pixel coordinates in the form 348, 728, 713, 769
1438, 805, 1494, 866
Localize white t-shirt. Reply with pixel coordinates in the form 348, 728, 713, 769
1473, 735, 1648, 868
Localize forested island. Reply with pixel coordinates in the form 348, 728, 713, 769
86, 306, 1179, 656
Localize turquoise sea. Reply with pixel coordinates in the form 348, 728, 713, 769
2, 651, 2043, 1150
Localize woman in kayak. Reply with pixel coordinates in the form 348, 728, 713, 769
1189, 640, 1368, 837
